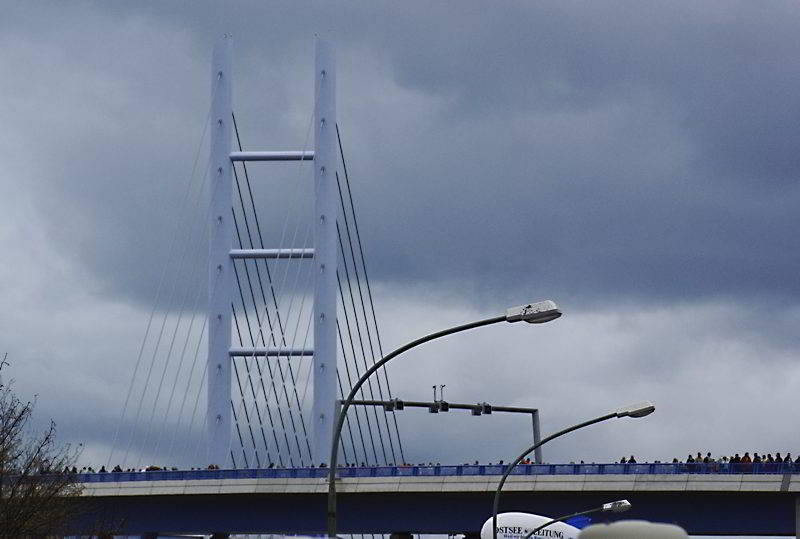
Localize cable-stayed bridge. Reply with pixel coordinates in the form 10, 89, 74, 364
84, 37, 800, 539
106, 36, 403, 475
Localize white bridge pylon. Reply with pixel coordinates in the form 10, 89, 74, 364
206, 35, 337, 466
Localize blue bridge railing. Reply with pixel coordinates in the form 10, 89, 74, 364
77, 462, 799, 483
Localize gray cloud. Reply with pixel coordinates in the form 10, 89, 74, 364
1, 1, 799, 474
2, 1, 799, 307
8, 289, 797, 469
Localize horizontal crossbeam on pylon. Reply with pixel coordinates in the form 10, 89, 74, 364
229, 347, 314, 357
230, 151, 314, 161
230, 249, 314, 259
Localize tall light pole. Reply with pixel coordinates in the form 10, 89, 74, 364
491, 402, 655, 539
327, 300, 562, 537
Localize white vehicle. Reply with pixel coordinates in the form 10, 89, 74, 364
481, 512, 581, 539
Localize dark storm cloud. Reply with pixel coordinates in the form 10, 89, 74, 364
376, 0, 800, 187
4, 1, 798, 312
1, 1, 797, 310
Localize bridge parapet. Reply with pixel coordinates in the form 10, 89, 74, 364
76, 461, 800, 485
80, 472, 800, 497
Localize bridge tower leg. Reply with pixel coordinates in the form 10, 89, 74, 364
207, 34, 234, 467
312, 38, 338, 465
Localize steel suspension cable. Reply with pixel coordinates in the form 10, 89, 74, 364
123, 158, 213, 468
224, 222, 315, 468
227, 95, 317, 467
230, 235, 284, 467
135, 195, 214, 468
188, 375, 210, 466
336, 272, 380, 464
159, 205, 213, 469
232, 115, 312, 463
107, 79, 219, 469
181, 346, 209, 466
230, 304, 266, 467
261, 218, 315, 466
232, 166, 308, 466
230, 206, 292, 465
296, 305, 315, 457
299, 335, 314, 410
228, 212, 316, 467
230, 248, 286, 466
335, 173, 397, 464
336, 220, 390, 464
165, 317, 207, 466
231, 208, 298, 467
229, 396, 248, 468
230, 309, 262, 467
336, 370, 358, 466
183, 252, 228, 466
336, 125, 405, 462
231, 113, 288, 347
295, 297, 315, 460
150, 221, 212, 461
335, 318, 372, 464
275, 231, 320, 464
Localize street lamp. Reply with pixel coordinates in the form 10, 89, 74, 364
521, 499, 631, 539
327, 300, 562, 537
492, 402, 655, 539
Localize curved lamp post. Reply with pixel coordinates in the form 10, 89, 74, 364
522, 499, 631, 539
492, 402, 655, 539
327, 300, 562, 537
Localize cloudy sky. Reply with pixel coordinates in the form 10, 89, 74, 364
1, 0, 800, 479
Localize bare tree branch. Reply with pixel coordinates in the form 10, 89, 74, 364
0, 360, 116, 537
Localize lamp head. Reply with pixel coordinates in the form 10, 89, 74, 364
602, 499, 632, 513
506, 300, 562, 324
616, 401, 655, 418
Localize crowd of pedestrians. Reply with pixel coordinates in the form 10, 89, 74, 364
618, 451, 800, 465
67, 450, 800, 474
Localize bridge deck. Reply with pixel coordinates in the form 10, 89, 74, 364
81, 472, 800, 497
71, 466, 800, 535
